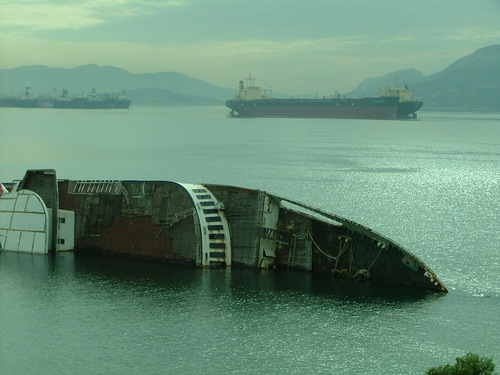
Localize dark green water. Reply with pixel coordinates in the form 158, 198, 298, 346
1, 107, 499, 374
1, 252, 497, 374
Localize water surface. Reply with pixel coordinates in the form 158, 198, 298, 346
1, 107, 499, 374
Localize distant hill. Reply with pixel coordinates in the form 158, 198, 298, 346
347, 45, 500, 111
1, 45, 499, 109
411, 45, 500, 110
346, 69, 426, 98
0, 64, 234, 105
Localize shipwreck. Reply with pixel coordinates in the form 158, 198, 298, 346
0, 169, 447, 292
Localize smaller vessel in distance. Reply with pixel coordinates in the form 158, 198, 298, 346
226, 76, 423, 119
0, 87, 131, 109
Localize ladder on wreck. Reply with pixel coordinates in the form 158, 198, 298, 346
163, 208, 195, 228
71, 180, 128, 196
176, 183, 231, 268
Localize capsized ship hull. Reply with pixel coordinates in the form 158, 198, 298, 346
0, 169, 447, 293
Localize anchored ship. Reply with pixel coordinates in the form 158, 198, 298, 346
226, 77, 423, 119
0, 88, 131, 109
380, 84, 423, 118
0, 169, 447, 293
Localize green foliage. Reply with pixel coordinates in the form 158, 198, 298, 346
426, 353, 496, 375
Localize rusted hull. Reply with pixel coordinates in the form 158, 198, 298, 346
57, 180, 198, 264
226, 97, 400, 119
1, 169, 447, 293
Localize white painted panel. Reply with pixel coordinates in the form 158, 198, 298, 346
56, 210, 75, 251
0, 229, 7, 249
19, 231, 35, 252
0, 210, 12, 228
5, 230, 21, 251
33, 232, 49, 254
0, 197, 16, 211
262, 195, 279, 229
14, 193, 29, 212
11, 212, 46, 232
280, 200, 343, 227
0, 189, 50, 254
47, 209, 53, 250
26, 193, 46, 213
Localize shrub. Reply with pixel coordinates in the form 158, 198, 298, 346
426, 353, 496, 375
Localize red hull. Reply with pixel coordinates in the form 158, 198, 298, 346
226, 97, 400, 119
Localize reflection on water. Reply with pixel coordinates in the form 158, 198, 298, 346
1, 108, 499, 374
1, 251, 455, 375
1, 239, 497, 375
72, 252, 436, 303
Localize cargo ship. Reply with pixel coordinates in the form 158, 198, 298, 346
226, 77, 422, 119
0, 87, 131, 109
0, 169, 447, 293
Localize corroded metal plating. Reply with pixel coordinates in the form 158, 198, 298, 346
1, 169, 447, 293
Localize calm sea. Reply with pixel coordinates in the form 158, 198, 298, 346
0, 106, 499, 374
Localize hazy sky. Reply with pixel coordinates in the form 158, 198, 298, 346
1, 0, 499, 94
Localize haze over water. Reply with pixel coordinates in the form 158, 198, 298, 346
0, 106, 499, 374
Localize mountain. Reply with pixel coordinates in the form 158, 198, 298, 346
347, 45, 500, 110
0, 64, 234, 104
411, 45, 500, 110
346, 69, 426, 98
1, 45, 499, 109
